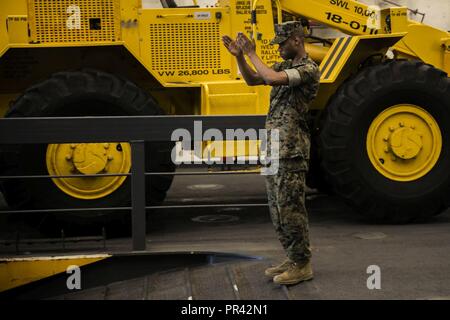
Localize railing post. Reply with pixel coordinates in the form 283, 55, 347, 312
131, 140, 146, 251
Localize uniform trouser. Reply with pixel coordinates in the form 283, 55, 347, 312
265, 157, 311, 264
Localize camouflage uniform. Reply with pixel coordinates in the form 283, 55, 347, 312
265, 21, 320, 265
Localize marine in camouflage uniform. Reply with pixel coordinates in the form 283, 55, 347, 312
265, 22, 321, 267
222, 21, 320, 284
266, 54, 320, 263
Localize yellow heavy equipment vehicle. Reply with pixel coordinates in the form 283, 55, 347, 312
0, 0, 449, 225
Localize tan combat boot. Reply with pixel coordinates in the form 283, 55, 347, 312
273, 261, 313, 285
264, 258, 294, 277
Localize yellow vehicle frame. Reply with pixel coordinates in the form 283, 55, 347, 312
0, 0, 448, 123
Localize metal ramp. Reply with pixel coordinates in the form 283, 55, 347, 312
2, 250, 320, 300
53, 260, 292, 300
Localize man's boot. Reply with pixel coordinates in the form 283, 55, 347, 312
264, 258, 294, 277
273, 261, 313, 285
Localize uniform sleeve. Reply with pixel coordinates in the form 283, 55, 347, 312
283, 62, 320, 88
271, 62, 282, 72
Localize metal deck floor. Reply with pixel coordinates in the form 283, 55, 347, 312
2, 169, 450, 300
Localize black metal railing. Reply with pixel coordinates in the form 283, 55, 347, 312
0, 115, 266, 251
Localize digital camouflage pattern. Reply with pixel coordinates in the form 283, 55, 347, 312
265, 47, 320, 265
266, 157, 311, 264
270, 21, 305, 45
265, 55, 320, 169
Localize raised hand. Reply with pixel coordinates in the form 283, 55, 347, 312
222, 35, 242, 57
236, 32, 256, 55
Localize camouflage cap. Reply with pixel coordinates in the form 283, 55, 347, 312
270, 21, 304, 45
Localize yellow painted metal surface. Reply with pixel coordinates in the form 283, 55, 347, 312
319, 34, 406, 83
319, 36, 354, 83
6, 16, 29, 44
46, 143, 131, 200
393, 25, 450, 75
0, 254, 110, 292
202, 81, 260, 115
137, 0, 278, 88
198, 140, 261, 159
139, 7, 232, 84
388, 7, 408, 34
278, 0, 449, 74
444, 39, 450, 73
0, 0, 448, 109
0, 1, 28, 56
366, 105, 442, 182
27, 0, 121, 43
305, 43, 330, 64
313, 33, 405, 111
281, 0, 385, 36
119, 0, 141, 56
199, 81, 271, 157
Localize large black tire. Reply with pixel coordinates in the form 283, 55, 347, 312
319, 60, 450, 223
0, 69, 175, 233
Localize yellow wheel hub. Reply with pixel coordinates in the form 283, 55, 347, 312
46, 142, 131, 200
367, 104, 442, 182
